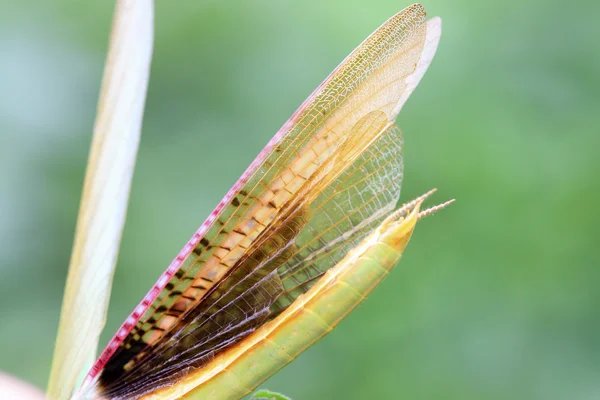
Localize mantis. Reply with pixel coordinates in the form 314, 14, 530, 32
76, 4, 447, 399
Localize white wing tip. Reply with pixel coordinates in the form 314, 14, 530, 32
391, 16, 443, 119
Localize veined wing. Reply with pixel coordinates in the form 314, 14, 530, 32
103, 113, 403, 399
83, 4, 441, 399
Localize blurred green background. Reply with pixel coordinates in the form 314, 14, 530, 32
1, 0, 599, 399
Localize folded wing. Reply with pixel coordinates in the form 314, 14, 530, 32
90, 4, 441, 399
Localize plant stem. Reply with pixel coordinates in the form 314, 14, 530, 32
47, 1, 154, 398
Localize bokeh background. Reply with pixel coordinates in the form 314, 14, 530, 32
1, 0, 599, 399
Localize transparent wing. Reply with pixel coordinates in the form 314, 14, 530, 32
273, 118, 404, 315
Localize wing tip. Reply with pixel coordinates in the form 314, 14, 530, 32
390, 13, 443, 119
427, 16, 443, 39
406, 3, 426, 14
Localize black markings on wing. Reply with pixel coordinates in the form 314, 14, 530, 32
99, 120, 404, 400
99, 210, 307, 399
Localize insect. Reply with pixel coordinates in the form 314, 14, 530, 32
77, 4, 443, 399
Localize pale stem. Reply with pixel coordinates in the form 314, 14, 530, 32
47, 1, 154, 399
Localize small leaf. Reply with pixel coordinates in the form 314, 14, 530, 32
251, 389, 293, 400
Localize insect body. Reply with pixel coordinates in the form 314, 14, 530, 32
77, 4, 443, 399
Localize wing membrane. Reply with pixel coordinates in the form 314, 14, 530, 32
274, 120, 404, 314
102, 115, 403, 399
91, 4, 438, 399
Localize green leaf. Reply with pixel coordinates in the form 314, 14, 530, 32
251, 389, 293, 400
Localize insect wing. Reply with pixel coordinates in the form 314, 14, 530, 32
84, 4, 440, 399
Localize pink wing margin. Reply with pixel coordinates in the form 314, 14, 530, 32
81, 57, 334, 390
80, 14, 442, 392
82, 109, 292, 388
